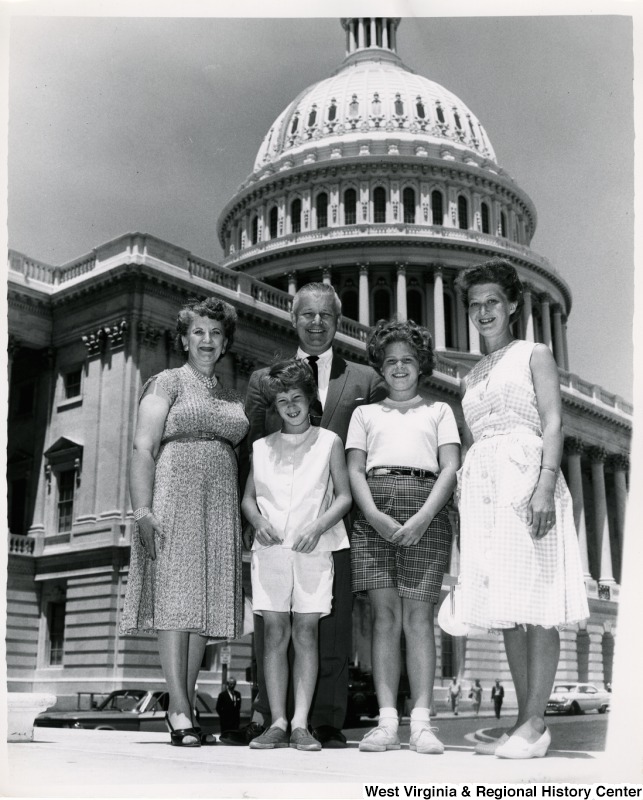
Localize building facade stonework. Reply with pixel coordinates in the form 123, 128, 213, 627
7, 18, 631, 712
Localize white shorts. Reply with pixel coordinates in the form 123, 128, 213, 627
251, 547, 334, 617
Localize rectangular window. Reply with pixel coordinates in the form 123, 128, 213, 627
48, 600, 66, 666
64, 368, 82, 399
440, 631, 454, 678
57, 469, 75, 532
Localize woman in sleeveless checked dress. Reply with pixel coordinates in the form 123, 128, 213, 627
456, 260, 588, 759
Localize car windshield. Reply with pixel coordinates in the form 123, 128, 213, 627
98, 691, 147, 711
552, 685, 575, 693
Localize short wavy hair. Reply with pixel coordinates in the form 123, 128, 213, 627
454, 259, 524, 321
291, 282, 342, 318
367, 319, 434, 377
175, 296, 237, 355
260, 358, 318, 407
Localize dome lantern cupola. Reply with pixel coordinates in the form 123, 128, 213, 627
340, 17, 402, 66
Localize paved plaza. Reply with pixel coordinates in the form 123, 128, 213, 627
3, 726, 633, 799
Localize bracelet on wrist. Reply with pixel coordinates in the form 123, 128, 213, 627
133, 506, 152, 521
540, 465, 558, 473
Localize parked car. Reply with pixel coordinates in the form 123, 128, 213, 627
546, 683, 610, 715
34, 689, 219, 733
344, 666, 409, 726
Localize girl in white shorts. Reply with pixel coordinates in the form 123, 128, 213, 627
241, 359, 352, 751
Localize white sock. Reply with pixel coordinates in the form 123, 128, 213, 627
378, 707, 398, 732
410, 706, 431, 735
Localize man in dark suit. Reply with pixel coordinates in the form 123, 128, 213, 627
235, 282, 385, 748
216, 678, 242, 733
492, 679, 505, 719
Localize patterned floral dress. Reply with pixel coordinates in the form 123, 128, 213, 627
458, 340, 589, 630
120, 364, 249, 639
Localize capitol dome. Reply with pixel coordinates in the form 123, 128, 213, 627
253, 18, 497, 175
217, 17, 572, 364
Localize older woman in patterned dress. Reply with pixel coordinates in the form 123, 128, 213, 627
455, 260, 588, 759
120, 297, 249, 747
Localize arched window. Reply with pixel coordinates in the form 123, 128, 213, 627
453, 110, 462, 131
373, 187, 386, 223
290, 114, 299, 135
349, 95, 359, 118
431, 190, 443, 226
371, 93, 382, 116
415, 97, 425, 119
251, 215, 259, 245
373, 288, 391, 321
344, 188, 357, 225
407, 289, 423, 324
237, 227, 243, 251
327, 100, 337, 122
403, 188, 416, 224
341, 289, 358, 321
307, 106, 317, 127
480, 202, 490, 234
457, 196, 468, 230
436, 102, 445, 124
268, 207, 278, 239
394, 94, 404, 116
291, 199, 302, 234
316, 193, 328, 229
500, 211, 507, 238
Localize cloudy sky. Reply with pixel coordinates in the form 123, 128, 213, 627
5, 7, 635, 403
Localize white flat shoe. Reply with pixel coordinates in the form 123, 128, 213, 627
474, 732, 510, 755
409, 725, 444, 755
495, 727, 551, 759
359, 725, 401, 752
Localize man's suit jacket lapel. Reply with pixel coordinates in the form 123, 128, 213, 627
321, 354, 348, 429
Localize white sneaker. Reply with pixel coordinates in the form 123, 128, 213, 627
409, 725, 445, 755
495, 728, 551, 759
359, 725, 401, 752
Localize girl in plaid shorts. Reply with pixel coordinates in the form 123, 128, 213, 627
346, 320, 460, 755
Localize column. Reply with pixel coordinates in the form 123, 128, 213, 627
552, 305, 565, 366
433, 268, 446, 350
455, 293, 467, 351
287, 272, 297, 296
345, 23, 350, 55
564, 437, 591, 579
396, 264, 407, 321
539, 294, 552, 349
522, 285, 535, 342
607, 453, 629, 577
390, 22, 397, 51
322, 267, 332, 286
350, 21, 357, 51
358, 265, 370, 325
562, 319, 570, 371
357, 18, 365, 48
587, 446, 615, 587
370, 17, 376, 46
382, 19, 389, 49
468, 317, 481, 355
424, 275, 434, 333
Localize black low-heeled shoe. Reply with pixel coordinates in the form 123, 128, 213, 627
191, 709, 217, 745
165, 713, 201, 747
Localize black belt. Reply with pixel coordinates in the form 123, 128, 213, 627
368, 467, 437, 479
161, 431, 235, 449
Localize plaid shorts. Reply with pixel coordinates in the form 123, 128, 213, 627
350, 469, 452, 603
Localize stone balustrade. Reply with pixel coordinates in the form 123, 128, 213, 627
8, 534, 35, 555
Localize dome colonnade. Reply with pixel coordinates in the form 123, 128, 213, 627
217, 17, 570, 365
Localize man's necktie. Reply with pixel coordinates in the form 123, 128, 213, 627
306, 355, 323, 424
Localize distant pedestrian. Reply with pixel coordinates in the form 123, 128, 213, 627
216, 678, 242, 733
492, 679, 504, 719
470, 679, 483, 716
449, 677, 462, 715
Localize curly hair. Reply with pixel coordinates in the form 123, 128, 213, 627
454, 259, 524, 321
367, 319, 434, 377
259, 358, 318, 407
174, 296, 238, 355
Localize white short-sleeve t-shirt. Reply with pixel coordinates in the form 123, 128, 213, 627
346, 396, 460, 474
